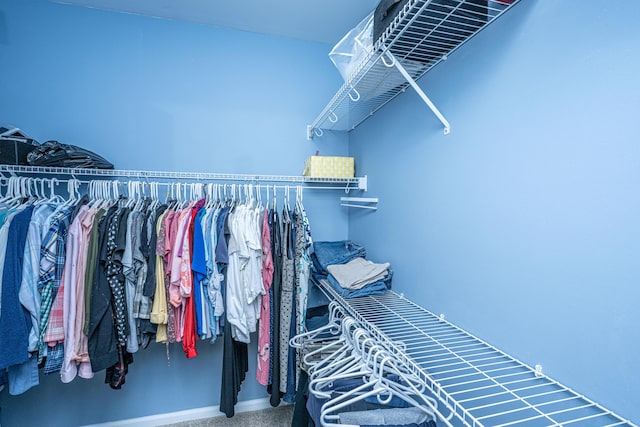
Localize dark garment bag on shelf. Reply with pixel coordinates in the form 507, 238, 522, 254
373, 0, 489, 62
0, 127, 39, 165
27, 140, 114, 169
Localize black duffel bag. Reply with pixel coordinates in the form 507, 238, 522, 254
27, 140, 114, 169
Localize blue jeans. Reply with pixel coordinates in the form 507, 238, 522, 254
312, 241, 366, 274
327, 269, 393, 298
306, 376, 410, 426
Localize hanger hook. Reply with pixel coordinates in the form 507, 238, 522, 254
328, 111, 338, 123
381, 51, 395, 67
349, 87, 360, 102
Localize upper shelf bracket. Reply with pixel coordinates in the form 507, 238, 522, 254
307, 0, 521, 140
383, 50, 451, 135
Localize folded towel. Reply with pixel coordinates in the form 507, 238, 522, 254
327, 257, 390, 290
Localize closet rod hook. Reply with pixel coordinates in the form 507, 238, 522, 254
348, 87, 360, 102
381, 51, 395, 68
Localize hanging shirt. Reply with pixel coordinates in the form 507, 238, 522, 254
83, 207, 106, 336
38, 205, 74, 363
191, 208, 208, 338
169, 204, 194, 341
73, 207, 98, 378
181, 200, 204, 357
60, 205, 95, 383
279, 207, 294, 395
87, 206, 119, 373
19, 203, 55, 354
1, 205, 36, 395
151, 209, 169, 343
256, 208, 273, 386
0, 205, 34, 370
160, 209, 177, 343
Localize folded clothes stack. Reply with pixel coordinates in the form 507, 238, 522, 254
311, 240, 392, 298
328, 257, 390, 290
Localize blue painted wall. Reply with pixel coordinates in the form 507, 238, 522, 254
349, 0, 640, 423
0, 0, 350, 426
3, 0, 640, 425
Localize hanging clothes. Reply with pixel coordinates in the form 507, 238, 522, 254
278, 205, 294, 397
256, 208, 273, 386
0, 178, 317, 403
268, 206, 283, 406
0, 205, 35, 395
151, 208, 170, 343
218, 204, 249, 418
60, 204, 96, 383
37, 205, 74, 364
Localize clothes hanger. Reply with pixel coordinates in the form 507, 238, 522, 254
308, 342, 388, 400
296, 185, 304, 213
306, 317, 362, 378
0, 176, 15, 205
289, 302, 344, 349
272, 185, 277, 211
307, 316, 428, 400
7, 176, 29, 208
308, 323, 387, 385
319, 354, 438, 427
284, 186, 291, 218
309, 330, 377, 392
303, 319, 355, 373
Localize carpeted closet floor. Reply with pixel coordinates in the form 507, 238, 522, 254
161, 404, 294, 427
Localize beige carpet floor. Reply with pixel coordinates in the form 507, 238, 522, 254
161, 404, 294, 427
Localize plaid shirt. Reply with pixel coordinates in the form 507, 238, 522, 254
38, 207, 73, 362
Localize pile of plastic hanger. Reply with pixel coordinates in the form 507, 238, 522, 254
290, 302, 451, 427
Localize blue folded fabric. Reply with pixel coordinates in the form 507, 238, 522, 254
307, 376, 411, 426
312, 240, 366, 274
327, 269, 393, 298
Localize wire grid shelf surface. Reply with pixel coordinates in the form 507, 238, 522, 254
309, 0, 519, 135
315, 279, 636, 427
0, 165, 366, 190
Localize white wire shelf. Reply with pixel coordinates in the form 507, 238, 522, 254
0, 165, 367, 191
315, 279, 637, 427
308, 0, 520, 138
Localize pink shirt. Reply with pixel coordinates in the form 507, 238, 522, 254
256, 209, 274, 386
169, 203, 195, 341
60, 206, 95, 383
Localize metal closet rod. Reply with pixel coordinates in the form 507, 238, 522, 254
0, 178, 353, 193
0, 165, 367, 191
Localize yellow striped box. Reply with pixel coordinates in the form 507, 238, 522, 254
303, 156, 355, 178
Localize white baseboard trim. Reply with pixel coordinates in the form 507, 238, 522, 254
80, 397, 285, 427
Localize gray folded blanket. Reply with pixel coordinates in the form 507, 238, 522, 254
327, 257, 390, 290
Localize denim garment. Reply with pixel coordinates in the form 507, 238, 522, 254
306, 376, 410, 426
339, 407, 434, 425
7, 355, 39, 395
326, 269, 393, 298
312, 241, 366, 274
0, 206, 34, 370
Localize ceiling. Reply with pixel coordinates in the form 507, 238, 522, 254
51, 0, 380, 44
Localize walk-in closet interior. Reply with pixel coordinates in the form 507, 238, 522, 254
0, 0, 639, 426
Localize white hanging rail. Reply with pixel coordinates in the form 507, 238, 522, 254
308, 0, 520, 139
0, 165, 368, 191
314, 279, 638, 427
340, 196, 379, 210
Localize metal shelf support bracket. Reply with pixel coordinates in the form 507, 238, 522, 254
385, 51, 451, 135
